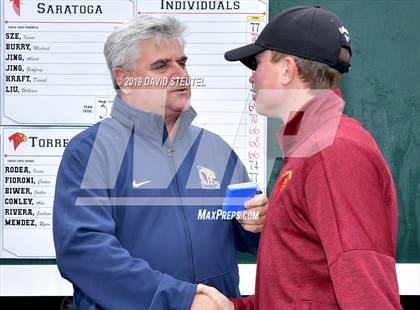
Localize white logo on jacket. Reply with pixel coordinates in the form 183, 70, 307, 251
132, 180, 152, 188
197, 166, 220, 189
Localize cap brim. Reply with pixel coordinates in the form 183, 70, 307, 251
224, 43, 266, 70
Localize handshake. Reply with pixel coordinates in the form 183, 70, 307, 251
191, 284, 234, 310
190, 190, 268, 309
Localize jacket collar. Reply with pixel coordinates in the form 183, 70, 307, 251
110, 95, 197, 143
276, 89, 345, 158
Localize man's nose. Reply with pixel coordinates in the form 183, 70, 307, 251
172, 63, 188, 78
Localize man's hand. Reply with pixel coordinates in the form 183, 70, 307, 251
191, 291, 219, 310
238, 194, 268, 233
195, 284, 234, 310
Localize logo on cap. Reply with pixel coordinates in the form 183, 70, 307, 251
339, 26, 350, 42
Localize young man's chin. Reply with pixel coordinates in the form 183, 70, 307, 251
255, 98, 277, 119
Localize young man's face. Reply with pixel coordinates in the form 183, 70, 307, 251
120, 38, 191, 120
249, 50, 285, 118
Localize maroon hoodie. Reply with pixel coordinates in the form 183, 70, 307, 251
232, 90, 402, 309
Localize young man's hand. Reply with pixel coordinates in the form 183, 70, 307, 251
238, 194, 269, 233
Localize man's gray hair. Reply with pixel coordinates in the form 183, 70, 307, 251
104, 15, 186, 90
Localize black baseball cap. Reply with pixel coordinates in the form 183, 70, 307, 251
224, 6, 351, 73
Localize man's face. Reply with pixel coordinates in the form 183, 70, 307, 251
249, 50, 284, 118
121, 38, 191, 119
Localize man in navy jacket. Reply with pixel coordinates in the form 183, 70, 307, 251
53, 15, 268, 310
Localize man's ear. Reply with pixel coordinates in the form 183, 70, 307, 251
280, 56, 298, 87
113, 67, 130, 94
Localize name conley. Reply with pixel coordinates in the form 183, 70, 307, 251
4, 198, 33, 205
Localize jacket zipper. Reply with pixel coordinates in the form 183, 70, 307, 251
167, 145, 196, 283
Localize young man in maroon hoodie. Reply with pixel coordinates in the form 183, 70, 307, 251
196, 5, 403, 310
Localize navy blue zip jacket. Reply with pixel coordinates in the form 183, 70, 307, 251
53, 96, 259, 310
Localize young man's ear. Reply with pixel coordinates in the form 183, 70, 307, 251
280, 56, 298, 86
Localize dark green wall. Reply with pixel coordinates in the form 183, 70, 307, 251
266, 0, 420, 263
